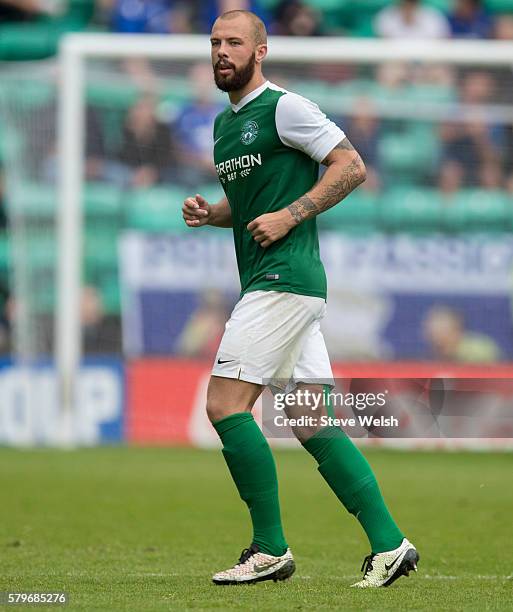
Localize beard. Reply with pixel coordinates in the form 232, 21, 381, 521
214, 52, 256, 92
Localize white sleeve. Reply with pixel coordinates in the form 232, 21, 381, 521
275, 92, 346, 163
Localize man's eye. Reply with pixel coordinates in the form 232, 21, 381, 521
231, 41, 241, 46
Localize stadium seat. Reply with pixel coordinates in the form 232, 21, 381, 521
161, 77, 194, 106
125, 186, 189, 233
406, 84, 456, 106
484, 0, 513, 13
86, 83, 140, 112
318, 188, 379, 234
465, 189, 509, 231
24, 234, 57, 270
0, 25, 58, 61
305, 0, 351, 10
378, 126, 439, 182
84, 182, 123, 220
380, 187, 442, 233
0, 79, 54, 110
0, 231, 10, 273
423, 0, 451, 10
290, 81, 329, 107
443, 189, 510, 232
12, 184, 56, 219
97, 270, 121, 315
84, 230, 118, 271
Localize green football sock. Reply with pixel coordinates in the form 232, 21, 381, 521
213, 412, 288, 557
303, 425, 404, 553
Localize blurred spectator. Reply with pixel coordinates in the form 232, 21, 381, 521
172, 63, 223, 186
0, 166, 7, 229
176, 289, 230, 360
494, 14, 513, 40
117, 96, 176, 187
506, 172, 513, 194
448, 0, 493, 39
440, 71, 504, 186
0, 284, 11, 355
0, 0, 64, 21
81, 285, 121, 354
27, 104, 107, 183
478, 161, 503, 189
342, 99, 381, 191
272, 0, 323, 36
374, 0, 450, 39
438, 160, 464, 195
98, 0, 194, 34
197, 0, 269, 32
423, 305, 501, 362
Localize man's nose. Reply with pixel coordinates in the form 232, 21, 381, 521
217, 42, 229, 58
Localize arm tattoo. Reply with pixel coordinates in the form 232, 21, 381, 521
287, 144, 365, 224
288, 195, 317, 225
319, 157, 364, 210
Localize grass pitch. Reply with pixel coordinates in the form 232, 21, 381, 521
0, 446, 512, 611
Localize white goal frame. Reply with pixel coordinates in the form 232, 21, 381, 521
57, 33, 513, 412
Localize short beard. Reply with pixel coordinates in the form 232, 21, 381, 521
214, 52, 256, 92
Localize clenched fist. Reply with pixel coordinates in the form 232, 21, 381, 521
247, 209, 296, 248
183, 194, 210, 227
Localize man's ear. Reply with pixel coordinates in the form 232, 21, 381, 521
255, 44, 268, 64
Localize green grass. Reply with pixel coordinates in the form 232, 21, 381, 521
0, 447, 512, 610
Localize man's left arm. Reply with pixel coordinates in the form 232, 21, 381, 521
287, 137, 366, 226
248, 137, 366, 248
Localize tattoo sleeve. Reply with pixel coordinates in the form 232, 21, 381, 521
286, 138, 365, 225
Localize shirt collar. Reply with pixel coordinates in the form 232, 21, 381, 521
230, 80, 270, 113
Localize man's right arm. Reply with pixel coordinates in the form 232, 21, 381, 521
183, 194, 232, 228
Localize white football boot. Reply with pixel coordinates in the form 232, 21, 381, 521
351, 537, 419, 588
212, 544, 296, 585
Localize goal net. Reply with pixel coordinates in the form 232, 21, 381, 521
1, 35, 513, 445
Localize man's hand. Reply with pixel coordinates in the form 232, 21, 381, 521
247, 209, 296, 248
183, 194, 210, 227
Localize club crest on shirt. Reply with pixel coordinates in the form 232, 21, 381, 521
240, 120, 259, 145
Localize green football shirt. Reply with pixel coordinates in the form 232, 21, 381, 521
213, 81, 345, 300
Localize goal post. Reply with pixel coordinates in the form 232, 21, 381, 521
56, 33, 513, 414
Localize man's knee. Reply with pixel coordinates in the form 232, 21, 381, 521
206, 395, 231, 423
206, 376, 262, 423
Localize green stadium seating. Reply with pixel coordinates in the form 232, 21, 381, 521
24, 234, 56, 270
424, 0, 451, 11
84, 230, 119, 287
125, 186, 189, 233
484, 0, 513, 13
0, 80, 54, 110
12, 184, 56, 218
0, 25, 59, 61
86, 83, 140, 111
0, 231, 10, 274
84, 182, 122, 219
443, 189, 510, 232
96, 270, 121, 315
378, 126, 439, 182
318, 188, 379, 234
380, 187, 443, 233
305, 0, 351, 10
294, 81, 330, 107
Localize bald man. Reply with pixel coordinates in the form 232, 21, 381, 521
183, 10, 419, 588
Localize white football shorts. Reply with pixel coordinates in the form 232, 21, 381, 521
211, 290, 334, 391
